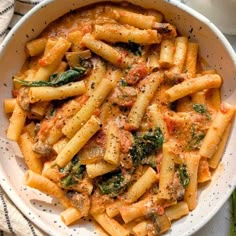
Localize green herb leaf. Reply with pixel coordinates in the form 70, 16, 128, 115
130, 127, 164, 167
192, 104, 211, 119
50, 107, 56, 117
141, 155, 157, 168
147, 212, 161, 234
120, 79, 129, 87
14, 67, 86, 87
60, 156, 85, 188
115, 41, 143, 56
98, 172, 130, 197
187, 125, 205, 150
177, 164, 190, 187
61, 175, 77, 187
127, 40, 143, 56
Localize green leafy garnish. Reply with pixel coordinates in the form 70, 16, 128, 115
50, 107, 56, 117
192, 104, 211, 119
127, 40, 143, 56
60, 156, 85, 188
141, 155, 157, 168
147, 212, 161, 235
98, 172, 130, 197
177, 164, 190, 187
187, 125, 205, 150
14, 67, 86, 87
120, 79, 129, 86
115, 40, 143, 56
130, 128, 164, 167
147, 211, 171, 235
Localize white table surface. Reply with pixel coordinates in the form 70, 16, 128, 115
191, 35, 236, 236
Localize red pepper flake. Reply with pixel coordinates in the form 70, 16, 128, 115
164, 114, 175, 134
117, 57, 123, 64
157, 205, 164, 215
38, 58, 46, 66
93, 108, 100, 117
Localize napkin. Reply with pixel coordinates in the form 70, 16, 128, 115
0, 0, 14, 44
0, 182, 45, 236
0, 2, 46, 235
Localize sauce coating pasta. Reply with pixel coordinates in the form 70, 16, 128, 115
4, 2, 235, 235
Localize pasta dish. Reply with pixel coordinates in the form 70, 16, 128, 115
3, 2, 235, 235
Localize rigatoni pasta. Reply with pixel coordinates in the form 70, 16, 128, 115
7, 101, 27, 141
94, 24, 161, 45
29, 80, 86, 103
4, 2, 235, 235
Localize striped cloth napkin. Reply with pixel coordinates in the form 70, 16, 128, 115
0, 2, 46, 235
0, 0, 14, 44
0, 0, 44, 43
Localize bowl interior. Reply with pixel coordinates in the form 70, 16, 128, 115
0, 0, 235, 235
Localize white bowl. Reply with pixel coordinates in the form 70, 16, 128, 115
0, 0, 235, 235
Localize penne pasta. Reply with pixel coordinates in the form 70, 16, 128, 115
81, 33, 126, 68
60, 207, 82, 226
132, 221, 148, 236
4, 98, 16, 113
62, 78, 114, 138
87, 59, 106, 96
159, 39, 175, 68
106, 199, 128, 218
124, 167, 158, 203
25, 37, 47, 57
158, 142, 175, 199
110, 7, 156, 29
184, 153, 201, 210
24, 170, 71, 208
32, 38, 71, 82
86, 161, 118, 179
67, 30, 83, 51
6, 101, 27, 141
147, 103, 169, 140
120, 197, 154, 223
103, 122, 120, 165
18, 132, 43, 174
29, 81, 86, 103
92, 212, 129, 236
208, 122, 232, 169
170, 37, 188, 73
126, 72, 163, 130
199, 102, 235, 159
56, 115, 102, 167
30, 101, 49, 118
165, 74, 222, 102
197, 158, 211, 183
94, 24, 161, 45
184, 42, 198, 77
165, 201, 189, 221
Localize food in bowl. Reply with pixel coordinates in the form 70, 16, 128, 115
3, 1, 235, 235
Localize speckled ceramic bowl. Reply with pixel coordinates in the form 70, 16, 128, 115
0, 0, 235, 235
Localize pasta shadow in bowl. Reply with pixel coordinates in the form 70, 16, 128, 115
0, 0, 236, 236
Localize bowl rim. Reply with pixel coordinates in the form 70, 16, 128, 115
0, 0, 235, 235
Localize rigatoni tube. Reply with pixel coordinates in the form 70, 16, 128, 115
56, 116, 102, 167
